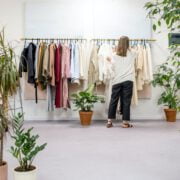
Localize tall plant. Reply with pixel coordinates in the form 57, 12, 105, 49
144, 0, 180, 111
0, 28, 19, 166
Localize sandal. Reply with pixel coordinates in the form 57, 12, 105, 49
106, 122, 113, 128
121, 123, 133, 128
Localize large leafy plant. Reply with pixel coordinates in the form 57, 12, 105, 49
10, 113, 47, 171
0, 28, 19, 166
145, 0, 180, 31
152, 46, 180, 110
144, 0, 180, 111
71, 84, 104, 112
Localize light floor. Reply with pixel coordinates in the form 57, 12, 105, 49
5, 120, 180, 180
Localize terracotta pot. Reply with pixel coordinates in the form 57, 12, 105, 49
164, 109, 177, 122
79, 111, 93, 125
0, 161, 8, 180
14, 166, 37, 180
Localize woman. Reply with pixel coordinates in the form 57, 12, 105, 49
107, 36, 136, 128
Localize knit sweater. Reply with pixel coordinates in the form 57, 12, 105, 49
111, 51, 136, 86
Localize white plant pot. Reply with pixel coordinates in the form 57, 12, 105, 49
14, 167, 37, 180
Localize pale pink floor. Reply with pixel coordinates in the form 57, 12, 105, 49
4, 120, 180, 180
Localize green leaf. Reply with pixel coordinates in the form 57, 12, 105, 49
158, 20, 161, 26
153, 24, 156, 31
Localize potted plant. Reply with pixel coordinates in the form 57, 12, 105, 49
144, 0, 180, 121
10, 113, 47, 180
0, 106, 8, 180
152, 47, 180, 121
71, 84, 104, 125
0, 28, 20, 180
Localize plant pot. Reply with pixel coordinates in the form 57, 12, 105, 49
14, 166, 37, 180
164, 109, 177, 122
0, 161, 8, 180
79, 111, 93, 125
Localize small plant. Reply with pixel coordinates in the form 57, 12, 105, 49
10, 113, 47, 172
71, 84, 104, 112
152, 46, 180, 110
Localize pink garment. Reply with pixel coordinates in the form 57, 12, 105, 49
61, 45, 71, 109
61, 45, 71, 78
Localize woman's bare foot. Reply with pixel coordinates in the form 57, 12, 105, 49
106, 119, 113, 128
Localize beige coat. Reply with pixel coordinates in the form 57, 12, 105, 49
88, 45, 99, 84
49, 43, 56, 86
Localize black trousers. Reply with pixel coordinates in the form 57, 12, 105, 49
108, 81, 133, 121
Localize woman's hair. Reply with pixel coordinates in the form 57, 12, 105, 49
117, 36, 130, 57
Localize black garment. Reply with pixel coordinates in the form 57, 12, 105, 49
27, 43, 36, 84
19, 43, 36, 84
19, 47, 28, 77
108, 81, 133, 120
19, 43, 38, 103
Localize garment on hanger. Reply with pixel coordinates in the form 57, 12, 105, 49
82, 41, 93, 89
19, 46, 28, 77
61, 45, 71, 109
37, 42, 47, 89
55, 44, 63, 108
146, 43, 153, 81
47, 43, 56, 111
136, 45, 144, 91
97, 43, 114, 109
49, 43, 56, 86
88, 44, 99, 85
70, 43, 80, 84
98, 43, 114, 83
34, 42, 40, 80
42, 44, 49, 87
137, 43, 153, 99
22, 43, 36, 84
79, 42, 86, 79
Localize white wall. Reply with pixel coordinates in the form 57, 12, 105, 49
0, 0, 179, 120
25, 0, 151, 39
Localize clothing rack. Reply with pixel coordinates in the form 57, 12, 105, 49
20, 38, 87, 42
92, 38, 156, 42
21, 38, 156, 42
